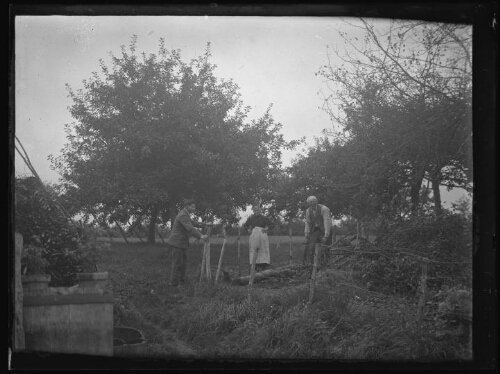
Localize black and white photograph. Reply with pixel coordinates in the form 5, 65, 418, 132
8, 3, 497, 371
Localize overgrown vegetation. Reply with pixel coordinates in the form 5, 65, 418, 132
101, 222, 472, 361
354, 211, 472, 296
15, 176, 109, 285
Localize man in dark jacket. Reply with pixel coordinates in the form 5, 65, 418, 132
166, 199, 208, 286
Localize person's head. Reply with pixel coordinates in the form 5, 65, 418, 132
183, 199, 196, 213
306, 196, 318, 209
252, 205, 262, 216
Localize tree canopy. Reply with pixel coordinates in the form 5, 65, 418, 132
276, 19, 472, 223
51, 36, 298, 243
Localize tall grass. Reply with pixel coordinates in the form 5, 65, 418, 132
101, 241, 472, 361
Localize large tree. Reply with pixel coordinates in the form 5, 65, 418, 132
51, 37, 296, 243
317, 19, 472, 214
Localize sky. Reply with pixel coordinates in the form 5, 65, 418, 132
14, 15, 470, 216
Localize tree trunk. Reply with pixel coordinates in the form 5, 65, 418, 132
431, 169, 443, 216
410, 163, 426, 213
148, 205, 159, 245
115, 222, 130, 244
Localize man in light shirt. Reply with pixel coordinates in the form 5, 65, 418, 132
303, 196, 332, 265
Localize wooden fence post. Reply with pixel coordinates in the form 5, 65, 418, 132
199, 241, 207, 284
215, 227, 227, 284
308, 243, 321, 304
416, 259, 429, 329
237, 227, 241, 277
289, 226, 293, 265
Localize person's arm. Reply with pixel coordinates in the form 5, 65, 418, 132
321, 206, 332, 239
179, 214, 202, 239
191, 220, 205, 229
304, 209, 310, 238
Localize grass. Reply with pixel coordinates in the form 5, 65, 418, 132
99, 238, 472, 362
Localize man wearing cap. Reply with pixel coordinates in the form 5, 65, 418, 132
166, 199, 208, 286
303, 196, 332, 265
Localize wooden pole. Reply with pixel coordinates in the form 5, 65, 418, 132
215, 227, 227, 283
237, 227, 241, 277
206, 240, 212, 281
199, 241, 207, 284
289, 226, 293, 265
308, 243, 321, 304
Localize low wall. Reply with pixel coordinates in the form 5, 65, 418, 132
23, 278, 114, 356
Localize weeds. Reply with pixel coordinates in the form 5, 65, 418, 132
100, 240, 472, 361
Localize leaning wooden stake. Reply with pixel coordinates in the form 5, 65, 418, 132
205, 240, 212, 281
308, 243, 321, 304
289, 226, 293, 265
215, 227, 227, 284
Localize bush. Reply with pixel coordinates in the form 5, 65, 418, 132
355, 212, 472, 296
74, 237, 110, 272
15, 177, 83, 286
21, 244, 49, 275
15, 177, 109, 286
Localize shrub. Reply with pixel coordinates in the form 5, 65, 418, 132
15, 177, 82, 286
74, 238, 110, 272
15, 177, 109, 285
355, 212, 472, 296
428, 284, 472, 347
21, 244, 49, 275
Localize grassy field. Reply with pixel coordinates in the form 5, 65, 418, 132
99, 237, 472, 363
